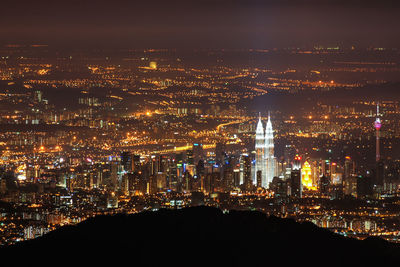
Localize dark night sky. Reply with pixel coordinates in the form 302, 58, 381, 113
1, 0, 400, 48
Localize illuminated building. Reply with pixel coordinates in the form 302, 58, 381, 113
256, 170, 262, 188
293, 155, 302, 170
343, 157, 357, 197
149, 61, 157, 69
254, 113, 277, 188
233, 168, 240, 187
264, 114, 277, 188
254, 115, 265, 186
301, 161, 316, 190
344, 174, 357, 197
16, 164, 27, 181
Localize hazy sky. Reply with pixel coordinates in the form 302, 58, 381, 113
1, 0, 399, 48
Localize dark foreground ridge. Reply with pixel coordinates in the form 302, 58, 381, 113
2, 206, 399, 265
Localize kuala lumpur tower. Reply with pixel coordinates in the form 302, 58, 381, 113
374, 103, 382, 162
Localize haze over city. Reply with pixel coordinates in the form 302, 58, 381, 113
2, 0, 400, 48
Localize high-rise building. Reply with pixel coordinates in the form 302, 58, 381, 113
110, 160, 119, 190
233, 168, 240, 187
264, 114, 277, 188
357, 173, 373, 198
215, 142, 226, 166
319, 175, 330, 194
256, 170, 262, 188
290, 169, 302, 198
343, 156, 357, 197
254, 115, 265, 185
301, 160, 316, 190
254, 113, 277, 188
292, 155, 302, 170
192, 143, 204, 165
132, 155, 141, 173
186, 150, 194, 165
121, 151, 132, 173
241, 154, 252, 191
344, 174, 358, 197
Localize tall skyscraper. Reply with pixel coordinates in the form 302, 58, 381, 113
121, 151, 132, 173
290, 169, 302, 198
240, 154, 252, 191
301, 160, 315, 190
192, 143, 204, 165
264, 114, 277, 188
254, 115, 265, 185
254, 113, 277, 188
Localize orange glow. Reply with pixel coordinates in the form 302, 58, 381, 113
302, 161, 317, 190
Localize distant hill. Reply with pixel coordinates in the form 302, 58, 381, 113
2, 206, 398, 265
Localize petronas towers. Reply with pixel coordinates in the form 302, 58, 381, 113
255, 114, 277, 188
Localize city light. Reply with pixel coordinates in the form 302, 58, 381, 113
0, 9, 399, 252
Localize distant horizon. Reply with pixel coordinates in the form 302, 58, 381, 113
1, 1, 399, 49
1, 44, 399, 50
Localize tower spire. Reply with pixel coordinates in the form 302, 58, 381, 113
374, 102, 382, 162
264, 111, 275, 188
377, 102, 379, 117
255, 113, 265, 187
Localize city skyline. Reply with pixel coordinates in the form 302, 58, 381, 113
1, 0, 400, 260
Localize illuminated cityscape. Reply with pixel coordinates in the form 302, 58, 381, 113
0, 45, 399, 246
0, 0, 400, 261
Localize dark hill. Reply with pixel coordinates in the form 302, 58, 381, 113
1, 206, 398, 266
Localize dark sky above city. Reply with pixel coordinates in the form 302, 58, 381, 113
1, 0, 400, 48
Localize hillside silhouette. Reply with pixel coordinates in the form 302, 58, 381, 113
2, 206, 399, 266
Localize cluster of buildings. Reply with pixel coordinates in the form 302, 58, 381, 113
0, 105, 399, 245
251, 104, 400, 201
1, 46, 400, 245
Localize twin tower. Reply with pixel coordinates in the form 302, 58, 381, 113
255, 114, 277, 188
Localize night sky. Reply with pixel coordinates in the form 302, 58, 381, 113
1, 0, 400, 48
